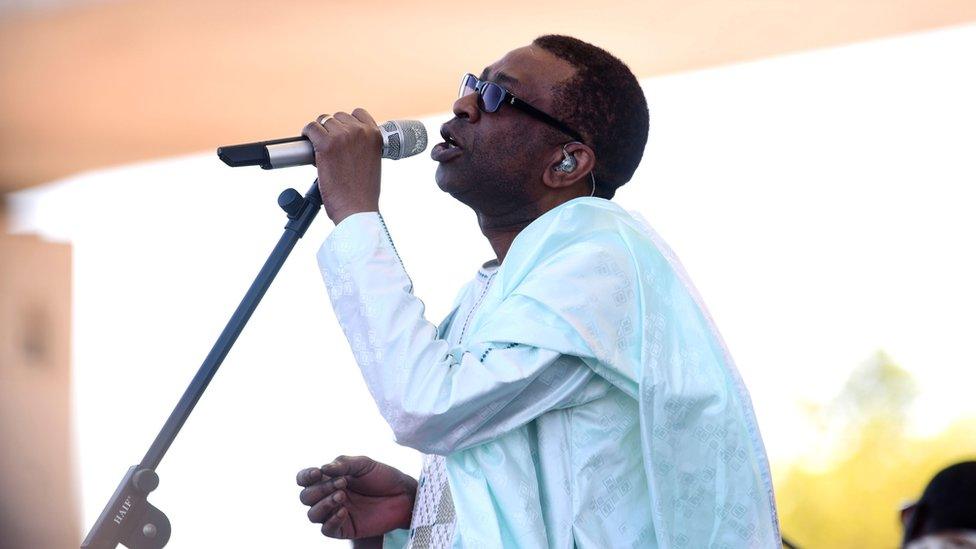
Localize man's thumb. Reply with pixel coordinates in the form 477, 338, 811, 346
321, 455, 372, 477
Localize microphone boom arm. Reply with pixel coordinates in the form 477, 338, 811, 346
216, 119, 428, 170
81, 181, 324, 549
217, 136, 308, 169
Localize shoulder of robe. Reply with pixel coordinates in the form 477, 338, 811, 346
498, 198, 648, 295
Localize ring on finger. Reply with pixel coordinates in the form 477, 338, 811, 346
317, 114, 334, 125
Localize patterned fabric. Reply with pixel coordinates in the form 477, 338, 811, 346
408, 454, 456, 548
318, 197, 780, 548
408, 263, 496, 548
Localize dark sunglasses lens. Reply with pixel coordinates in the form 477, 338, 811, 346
459, 74, 477, 98
480, 82, 506, 112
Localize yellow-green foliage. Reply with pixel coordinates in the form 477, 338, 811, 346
774, 352, 976, 548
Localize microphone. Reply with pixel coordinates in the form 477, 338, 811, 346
217, 119, 428, 169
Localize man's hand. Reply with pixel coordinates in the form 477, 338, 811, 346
302, 109, 383, 225
296, 455, 417, 540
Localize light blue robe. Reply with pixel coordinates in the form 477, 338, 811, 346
318, 197, 779, 548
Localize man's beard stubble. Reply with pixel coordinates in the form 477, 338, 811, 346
442, 136, 545, 229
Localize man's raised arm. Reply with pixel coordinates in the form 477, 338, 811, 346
317, 212, 598, 454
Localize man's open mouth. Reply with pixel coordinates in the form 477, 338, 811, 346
431, 126, 464, 162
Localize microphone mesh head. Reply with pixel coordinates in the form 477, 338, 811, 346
381, 120, 428, 160
385, 130, 402, 159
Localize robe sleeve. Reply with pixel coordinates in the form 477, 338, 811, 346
317, 212, 600, 455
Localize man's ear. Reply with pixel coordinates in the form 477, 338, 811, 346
542, 142, 596, 192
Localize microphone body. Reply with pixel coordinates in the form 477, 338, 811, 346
217, 120, 428, 169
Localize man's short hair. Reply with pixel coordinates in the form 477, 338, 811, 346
533, 35, 650, 199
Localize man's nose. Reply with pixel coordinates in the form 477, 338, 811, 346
452, 93, 480, 123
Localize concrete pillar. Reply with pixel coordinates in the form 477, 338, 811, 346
0, 201, 78, 548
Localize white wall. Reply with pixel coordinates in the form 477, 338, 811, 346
12, 22, 976, 548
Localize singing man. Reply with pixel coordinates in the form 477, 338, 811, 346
295, 35, 780, 548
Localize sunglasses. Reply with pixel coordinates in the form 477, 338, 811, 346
459, 73, 585, 143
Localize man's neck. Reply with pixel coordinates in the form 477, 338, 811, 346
476, 212, 535, 265
476, 196, 585, 263
473, 183, 594, 263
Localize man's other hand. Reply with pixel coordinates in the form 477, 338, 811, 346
296, 455, 417, 540
302, 109, 383, 225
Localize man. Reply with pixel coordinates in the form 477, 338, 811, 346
296, 35, 779, 548
901, 461, 976, 549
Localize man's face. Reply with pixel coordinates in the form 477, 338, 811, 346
432, 45, 576, 217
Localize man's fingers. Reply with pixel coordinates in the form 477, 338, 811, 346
322, 455, 374, 478
302, 120, 330, 148
351, 108, 377, 127
321, 506, 351, 539
307, 489, 347, 523
296, 467, 322, 487
332, 111, 358, 125
303, 110, 377, 156
299, 477, 348, 506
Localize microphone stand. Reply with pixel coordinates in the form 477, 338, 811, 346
81, 181, 323, 549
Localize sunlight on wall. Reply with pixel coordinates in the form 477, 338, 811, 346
12, 23, 976, 548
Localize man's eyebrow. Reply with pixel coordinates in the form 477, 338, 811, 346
479, 67, 521, 88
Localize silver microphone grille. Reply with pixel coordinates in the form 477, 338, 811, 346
380, 120, 428, 160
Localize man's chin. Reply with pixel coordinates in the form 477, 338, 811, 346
435, 164, 465, 195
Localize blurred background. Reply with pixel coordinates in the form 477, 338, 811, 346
2, 1, 976, 547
